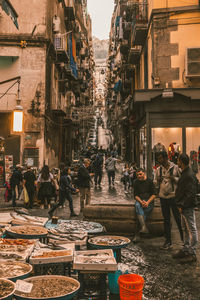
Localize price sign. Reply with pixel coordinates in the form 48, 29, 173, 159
16, 280, 33, 293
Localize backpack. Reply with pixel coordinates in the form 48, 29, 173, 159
160, 165, 175, 191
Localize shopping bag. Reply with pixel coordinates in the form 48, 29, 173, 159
23, 187, 29, 204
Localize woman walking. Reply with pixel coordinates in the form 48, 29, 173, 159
37, 165, 55, 209
48, 166, 78, 218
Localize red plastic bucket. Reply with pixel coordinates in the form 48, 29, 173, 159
118, 274, 144, 300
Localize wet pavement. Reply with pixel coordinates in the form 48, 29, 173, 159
1, 166, 200, 299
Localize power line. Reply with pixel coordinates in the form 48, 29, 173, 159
0, 80, 18, 100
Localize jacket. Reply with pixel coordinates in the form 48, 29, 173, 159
175, 166, 196, 208
77, 165, 91, 188
60, 175, 75, 193
105, 157, 117, 172
154, 162, 180, 199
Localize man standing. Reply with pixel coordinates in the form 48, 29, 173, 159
173, 153, 198, 263
93, 153, 103, 188
77, 159, 93, 213
133, 168, 156, 241
10, 165, 23, 207
155, 151, 183, 250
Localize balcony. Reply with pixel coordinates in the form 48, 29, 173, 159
51, 94, 66, 117
128, 47, 141, 65
132, 2, 148, 46
64, 6, 75, 22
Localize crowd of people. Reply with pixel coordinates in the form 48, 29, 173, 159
3, 146, 199, 263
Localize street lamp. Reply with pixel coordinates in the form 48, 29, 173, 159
13, 80, 23, 132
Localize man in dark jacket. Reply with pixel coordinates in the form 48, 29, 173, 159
92, 154, 103, 188
173, 153, 198, 262
10, 165, 23, 207
77, 159, 93, 212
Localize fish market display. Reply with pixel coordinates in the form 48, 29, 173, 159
88, 235, 131, 247
10, 212, 48, 226
29, 242, 74, 264
46, 219, 103, 234
6, 225, 48, 237
73, 250, 117, 271
0, 239, 36, 261
48, 229, 87, 246
14, 276, 80, 298
0, 261, 32, 279
0, 278, 15, 298
31, 250, 71, 258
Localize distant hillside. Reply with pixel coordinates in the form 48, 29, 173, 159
93, 37, 109, 60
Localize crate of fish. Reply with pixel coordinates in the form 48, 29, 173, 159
0, 278, 16, 300
48, 230, 88, 246
0, 238, 36, 261
29, 243, 75, 264
73, 250, 117, 271
75, 249, 114, 258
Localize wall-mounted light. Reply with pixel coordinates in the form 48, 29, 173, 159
13, 80, 23, 132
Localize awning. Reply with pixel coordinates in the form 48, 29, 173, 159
0, 0, 19, 29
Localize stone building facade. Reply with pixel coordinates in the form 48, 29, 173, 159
106, 0, 200, 177
0, 0, 94, 181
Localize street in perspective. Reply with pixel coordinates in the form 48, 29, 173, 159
0, 0, 200, 299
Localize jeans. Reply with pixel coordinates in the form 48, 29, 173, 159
94, 171, 102, 185
107, 170, 115, 186
135, 201, 154, 221
160, 197, 183, 243
49, 190, 74, 215
181, 208, 198, 255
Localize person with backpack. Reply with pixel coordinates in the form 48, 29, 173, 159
105, 153, 118, 187
155, 151, 183, 250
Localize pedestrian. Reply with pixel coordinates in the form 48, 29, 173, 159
133, 168, 156, 242
92, 153, 103, 188
10, 165, 23, 207
121, 163, 130, 193
173, 153, 198, 263
4, 180, 12, 202
48, 166, 78, 218
155, 151, 183, 250
23, 165, 36, 208
129, 162, 137, 189
77, 158, 93, 213
37, 165, 56, 209
105, 153, 118, 187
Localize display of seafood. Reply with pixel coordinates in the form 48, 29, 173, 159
10, 212, 48, 226
0, 239, 35, 253
32, 250, 72, 258
73, 254, 117, 271
0, 278, 15, 298
0, 261, 32, 278
14, 276, 79, 298
0, 253, 24, 260
75, 249, 114, 258
88, 235, 131, 247
47, 219, 103, 234
6, 225, 48, 236
48, 229, 87, 245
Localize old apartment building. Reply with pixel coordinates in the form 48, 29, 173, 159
0, 0, 94, 174
106, 0, 200, 177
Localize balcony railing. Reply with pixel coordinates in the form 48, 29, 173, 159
131, 1, 148, 46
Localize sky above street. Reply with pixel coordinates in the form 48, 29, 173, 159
87, 0, 115, 40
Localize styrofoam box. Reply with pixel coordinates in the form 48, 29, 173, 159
73, 249, 117, 271
29, 243, 75, 264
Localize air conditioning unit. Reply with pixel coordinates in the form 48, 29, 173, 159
54, 36, 65, 51
186, 47, 200, 77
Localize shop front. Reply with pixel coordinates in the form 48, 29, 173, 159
132, 88, 200, 178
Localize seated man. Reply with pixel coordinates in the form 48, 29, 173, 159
133, 168, 156, 241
